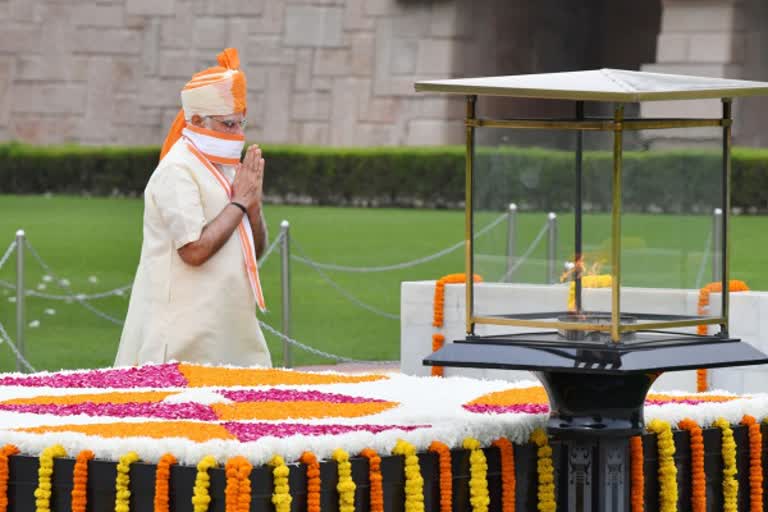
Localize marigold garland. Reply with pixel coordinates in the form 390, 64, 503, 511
530, 429, 555, 512
696, 280, 749, 391
431, 273, 482, 377
34, 444, 67, 512
713, 418, 738, 512
192, 455, 218, 512
678, 419, 706, 512
237, 458, 252, 512
268, 455, 292, 512
360, 448, 384, 512
392, 440, 425, 512
0, 444, 19, 512
647, 419, 677, 512
333, 448, 356, 512
21, 421, 236, 443
741, 415, 763, 512
71, 449, 94, 512
178, 363, 386, 387
428, 441, 452, 512
567, 274, 612, 311
154, 453, 177, 512
629, 436, 644, 512
2, 390, 174, 406
695, 369, 708, 394
115, 451, 140, 512
212, 398, 396, 421
225, 456, 252, 512
301, 452, 322, 512
463, 438, 490, 512
431, 334, 446, 377
432, 273, 483, 328
491, 438, 515, 512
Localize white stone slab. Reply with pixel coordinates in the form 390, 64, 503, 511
402, 281, 768, 394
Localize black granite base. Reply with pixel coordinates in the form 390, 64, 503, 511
5, 425, 766, 511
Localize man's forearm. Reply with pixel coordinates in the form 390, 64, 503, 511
248, 207, 267, 259
177, 204, 243, 266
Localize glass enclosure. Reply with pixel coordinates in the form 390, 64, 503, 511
466, 101, 729, 344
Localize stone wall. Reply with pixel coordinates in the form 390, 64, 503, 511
641, 0, 768, 147
0, 0, 674, 148
0, 0, 472, 146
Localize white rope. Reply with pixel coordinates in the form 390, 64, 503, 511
0, 241, 16, 271
24, 240, 125, 326
292, 213, 508, 273
0, 319, 37, 373
17, 236, 394, 364
258, 231, 283, 267
24, 285, 133, 301
258, 320, 395, 364
292, 240, 399, 320
498, 221, 551, 281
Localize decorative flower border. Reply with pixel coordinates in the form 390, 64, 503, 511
696, 280, 749, 391
1, 361, 768, 511
431, 273, 482, 377
0, 419, 766, 512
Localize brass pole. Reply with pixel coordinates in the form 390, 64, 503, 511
464, 118, 722, 131
575, 101, 584, 313
721, 98, 732, 336
611, 105, 624, 342
465, 95, 477, 335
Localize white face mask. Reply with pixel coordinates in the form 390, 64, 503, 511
181, 124, 245, 166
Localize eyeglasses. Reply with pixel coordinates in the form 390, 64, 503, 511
205, 116, 247, 130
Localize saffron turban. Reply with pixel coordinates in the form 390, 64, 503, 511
160, 48, 247, 160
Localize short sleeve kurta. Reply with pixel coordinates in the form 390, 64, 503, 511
114, 139, 271, 368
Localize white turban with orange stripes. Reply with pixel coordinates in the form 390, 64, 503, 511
160, 48, 247, 160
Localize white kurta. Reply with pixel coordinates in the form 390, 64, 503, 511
114, 139, 271, 367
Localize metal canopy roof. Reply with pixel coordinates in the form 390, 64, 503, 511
415, 68, 768, 102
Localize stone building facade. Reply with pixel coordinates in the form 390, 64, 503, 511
0, 0, 766, 147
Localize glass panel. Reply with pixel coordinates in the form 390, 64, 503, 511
467, 114, 724, 344
470, 125, 614, 340
618, 126, 723, 335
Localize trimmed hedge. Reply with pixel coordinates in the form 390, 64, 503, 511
1, 142, 768, 212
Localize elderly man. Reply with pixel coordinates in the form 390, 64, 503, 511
115, 48, 272, 367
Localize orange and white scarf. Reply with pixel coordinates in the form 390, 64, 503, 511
183, 134, 266, 313
182, 124, 244, 166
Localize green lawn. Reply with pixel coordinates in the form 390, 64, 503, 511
0, 195, 766, 372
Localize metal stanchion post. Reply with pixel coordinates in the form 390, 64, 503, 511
712, 208, 723, 283
547, 213, 558, 284
506, 203, 517, 282
15, 230, 25, 373
279, 221, 292, 368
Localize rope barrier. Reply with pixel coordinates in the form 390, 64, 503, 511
24, 285, 132, 301
0, 241, 15, 272
258, 320, 397, 364
13, 235, 396, 364
0, 320, 36, 373
11, 208, 713, 369
497, 221, 550, 281
258, 231, 283, 267
292, 240, 400, 320
23, 240, 125, 325
0, 233, 282, 302
291, 213, 507, 273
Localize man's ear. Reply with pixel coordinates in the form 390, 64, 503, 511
190, 114, 204, 127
